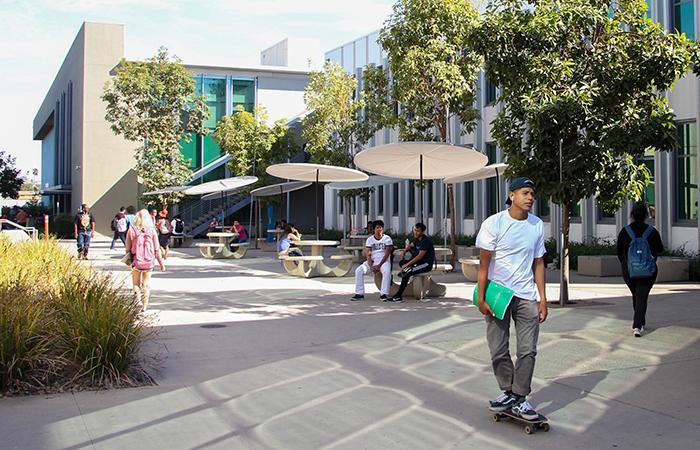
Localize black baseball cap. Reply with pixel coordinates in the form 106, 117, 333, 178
505, 177, 535, 206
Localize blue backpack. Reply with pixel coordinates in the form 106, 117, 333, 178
625, 225, 656, 279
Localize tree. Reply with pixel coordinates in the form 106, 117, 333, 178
0, 151, 22, 199
473, 0, 696, 303
213, 107, 292, 184
102, 47, 209, 207
379, 0, 483, 268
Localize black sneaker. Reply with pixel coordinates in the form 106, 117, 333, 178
488, 392, 518, 412
351, 294, 365, 301
390, 296, 404, 303
511, 398, 538, 420
379, 294, 388, 301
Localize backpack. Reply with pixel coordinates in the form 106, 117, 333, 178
625, 225, 656, 279
117, 217, 127, 233
158, 218, 171, 234
131, 228, 156, 270
174, 219, 184, 234
110, 217, 117, 231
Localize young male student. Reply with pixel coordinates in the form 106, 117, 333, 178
388, 222, 435, 303
475, 177, 547, 421
352, 220, 393, 301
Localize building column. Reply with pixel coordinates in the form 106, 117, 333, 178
398, 181, 407, 233
655, 150, 673, 245
581, 197, 596, 243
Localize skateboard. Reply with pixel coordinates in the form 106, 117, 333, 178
493, 409, 550, 434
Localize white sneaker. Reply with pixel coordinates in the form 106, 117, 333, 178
512, 398, 539, 420
633, 328, 643, 337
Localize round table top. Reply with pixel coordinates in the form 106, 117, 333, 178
267, 229, 285, 233
294, 240, 340, 246
207, 232, 239, 237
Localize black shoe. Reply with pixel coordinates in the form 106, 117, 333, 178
390, 296, 404, 303
488, 392, 518, 412
511, 397, 538, 420
351, 294, 365, 301
380, 294, 388, 301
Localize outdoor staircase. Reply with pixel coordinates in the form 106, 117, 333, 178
179, 193, 251, 237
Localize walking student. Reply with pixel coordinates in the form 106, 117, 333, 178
352, 220, 393, 301
125, 205, 136, 229
616, 202, 663, 337
475, 177, 547, 421
156, 209, 172, 259
388, 222, 435, 303
125, 209, 165, 311
110, 207, 127, 249
74, 203, 95, 259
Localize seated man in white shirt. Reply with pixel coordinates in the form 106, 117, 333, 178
351, 220, 393, 301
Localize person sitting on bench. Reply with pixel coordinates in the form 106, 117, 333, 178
278, 223, 303, 257
388, 222, 435, 303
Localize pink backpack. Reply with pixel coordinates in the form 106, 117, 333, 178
131, 228, 156, 270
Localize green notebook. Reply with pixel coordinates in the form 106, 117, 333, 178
472, 280, 515, 320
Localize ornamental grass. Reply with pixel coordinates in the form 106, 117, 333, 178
0, 236, 154, 394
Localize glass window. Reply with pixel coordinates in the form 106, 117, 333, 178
486, 143, 498, 216
203, 134, 223, 166
378, 185, 384, 215
464, 181, 474, 218
537, 196, 550, 220
674, 0, 696, 40
342, 43, 354, 73
485, 77, 497, 106
202, 165, 225, 183
232, 79, 255, 113
326, 47, 342, 65
570, 200, 581, 218
676, 122, 698, 221
641, 148, 656, 218
355, 37, 367, 70
203, 78, 226, 128
392, 183, 399, 215
180, 132, 201, 170
408, 180, 415, 216
368, 31, 382, 66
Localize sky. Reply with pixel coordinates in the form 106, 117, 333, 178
0, 0, 395, 177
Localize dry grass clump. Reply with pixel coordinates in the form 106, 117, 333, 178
0, 236, 155, 394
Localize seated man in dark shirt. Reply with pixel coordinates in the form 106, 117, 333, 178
387, 222, 435, 303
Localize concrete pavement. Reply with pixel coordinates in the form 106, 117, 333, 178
2, 238, 699, 449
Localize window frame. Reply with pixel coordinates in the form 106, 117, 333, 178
673, 120, 698, 226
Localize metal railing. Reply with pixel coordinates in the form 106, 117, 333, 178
178, 192, 250, 233
0, 219, 39, 240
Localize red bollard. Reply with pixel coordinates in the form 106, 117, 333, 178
44, 214, 49, 240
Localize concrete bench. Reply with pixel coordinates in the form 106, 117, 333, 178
340, 245, 365, 262
459, 257, 479, 282
656, 257, 690, 282
195, 242, 249, 259
373, 267, 447, 301
279, 255, 324, 261
577, 255, 622, 277
171, 234, 193, 248
330, 254, 356, 261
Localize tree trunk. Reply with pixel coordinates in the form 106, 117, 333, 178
447, 183, 457, 270
559, 202, 571, 306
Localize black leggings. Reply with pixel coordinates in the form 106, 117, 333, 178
395, 258, 432, 297
622, 271, 657, 329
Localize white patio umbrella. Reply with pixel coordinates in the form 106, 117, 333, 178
354, 142, 487, 222
266, 163, 368, 239
250, 181, 312, 231
444, 163, 508, 212
184, 176, 258, 227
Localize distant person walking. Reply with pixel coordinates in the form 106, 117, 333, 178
616, 202, 663, 337
156, 209, 172, 259
125, 209, 165, 311
110, 207, 127, 249
125, 205, 136, 230
74, 203, 95, 259
171, 215, 185, 237
352, 220, 393, 301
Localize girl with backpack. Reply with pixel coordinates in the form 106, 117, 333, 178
616, 202, 663, 337
125, 209, 165, 312
156, 209, 172, 259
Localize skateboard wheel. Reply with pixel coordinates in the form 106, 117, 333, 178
542, 423, 550, 432
524, 425, 533, 434
493, 414, 501, 422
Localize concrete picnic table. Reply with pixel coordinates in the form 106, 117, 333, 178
195, 231, 249, 259
279, 240, 354, 278
377, 247, 454, 301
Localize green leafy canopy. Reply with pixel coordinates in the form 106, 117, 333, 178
0, 151, 23, 199
102, 47, 210, 206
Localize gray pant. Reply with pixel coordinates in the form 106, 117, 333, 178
485, 297, 540, 396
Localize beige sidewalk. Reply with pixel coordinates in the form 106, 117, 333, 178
2, 238, 699, 449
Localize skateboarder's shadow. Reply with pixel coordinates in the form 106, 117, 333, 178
533, 370, 609, 416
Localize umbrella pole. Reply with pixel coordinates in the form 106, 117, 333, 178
315, 169, 320, 240
420, 155, 424, 224
248, 195, 254, 247
496, 168, 501, 212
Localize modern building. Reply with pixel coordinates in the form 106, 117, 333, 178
323, 1, 700, 252
33, 22, 311, 235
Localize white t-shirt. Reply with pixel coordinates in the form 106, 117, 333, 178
365, 234, 393, 264
475, 210, 546, 301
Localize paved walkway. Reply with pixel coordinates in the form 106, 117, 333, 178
2, 238, 699, 449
